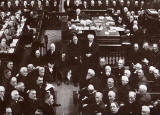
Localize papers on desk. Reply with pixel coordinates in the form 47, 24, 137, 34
8, 48, 15, 53
90, 26, 97, 30
99, 16, 104, 20
148, 9, 158, 14
76, 26, 89, 30
110, 27, 125, 31
105, 16, 114, 21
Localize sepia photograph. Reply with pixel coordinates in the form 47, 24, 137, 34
0, 0, 160, 115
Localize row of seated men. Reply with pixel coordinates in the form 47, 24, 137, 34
64, 0, 159, 14
0, 0, 59, 13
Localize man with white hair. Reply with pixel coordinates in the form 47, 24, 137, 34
129, 43, 141, 64
113, 59, 125, 85
82, 69, 102, 91
151, 43, 160, 68
0, 86, 6, 114
137, 84, 151, 106
119, 75, 131, 104
27, 64, 35, 73
83, 33, 99, 70
8, 90, 24, 115
86, 92, 106, 114
107, 91, 117, 105
17, 67, 28, 84
46, 43, 59, 64
122, 91, 140, 115
151, 69, 160, 93
101, 65, 115, 87
95, 57, 106, 78
141, 42, 151, 61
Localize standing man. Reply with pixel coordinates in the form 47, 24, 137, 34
83, 34, 99, 71
67, 34, 82, 86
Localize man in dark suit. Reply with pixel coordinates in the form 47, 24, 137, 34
82, 0, 89, 10
64, 0, 74, 12
33, 77, 47, 99
0, 86, 7, 114
97, 0, 104, 10
31, 50, 44, 67
113, 59, 125, 86
105, 102, 124, 115
45, 60, 61, 85
24, 89, 39, 115
120, 91, 141, 115
85, 92, 106, 115
67, 34, 82, 86
72, 0, 83, 11
41, 93, 61, 115
50, 0, 59, 12
7, 1, 14, 13
71, 8, 87, 21
151, 43, 160, 68
22, 0, 30, 13
29, 0, 37, 12
45, 43, 59, 64
0, 1, 6, 11
89, 0, 96, 10
14, 0, 21, 13
83, 34, 99, 70
8, 90, 24, 115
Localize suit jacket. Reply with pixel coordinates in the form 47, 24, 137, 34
120, 101, 141, 115
45, 66, 60, 83
8, 99, 24, 115
41, 103, 59, 115
67, 42, 82, 65
24, 98, 41, 115
83, 41, 99, 66
31, 56, 44, 67
87, 101, 106, 115
45, 49, 59, 64
0, 97, 7, 114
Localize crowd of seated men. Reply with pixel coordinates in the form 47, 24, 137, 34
75, 38, 160, 115
0, 43, 64, 115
